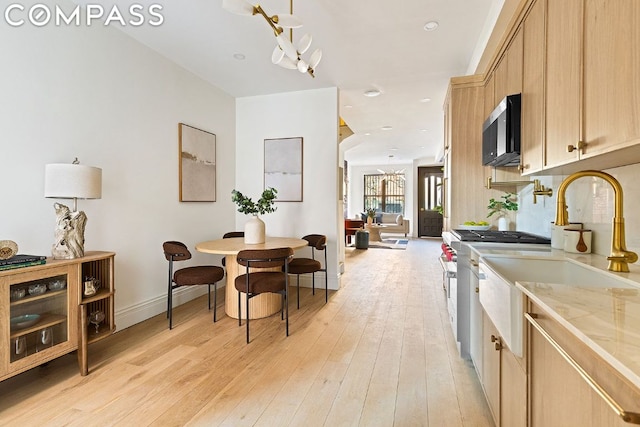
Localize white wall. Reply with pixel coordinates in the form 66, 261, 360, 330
235, 88, 341, 290
0, 4, 236, 329
515, 163, 640, 258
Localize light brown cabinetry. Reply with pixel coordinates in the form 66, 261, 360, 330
520, 0, 545, 173
545, 0, 583, 169
527, 300, 640, 427
444, 77, 499, 230
1, 251, 115, 381
481, 310, 526, 427
582, 0, 640, 159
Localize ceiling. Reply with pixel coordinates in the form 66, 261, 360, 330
86, 0, 505, 167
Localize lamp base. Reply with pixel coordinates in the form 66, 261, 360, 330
51, 203, 86, 259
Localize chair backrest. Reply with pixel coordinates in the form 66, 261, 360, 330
302, 234, 326, 250
237, 247, 293, 268
223, 231, 245, 239
163, 241, 192, 262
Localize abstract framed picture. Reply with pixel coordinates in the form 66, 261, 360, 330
178, 123, 216, 202
264, 137, 303, 202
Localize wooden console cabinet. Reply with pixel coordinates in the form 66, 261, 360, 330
0, 251, 115, 381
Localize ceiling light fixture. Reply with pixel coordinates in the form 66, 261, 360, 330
424, 21, 439, 31
222, 0, 322, 77
420, 97, 432, 103
364, 89, 381, 97
377, 155, 406, 180
233, 53, 246, 60
381, 125, 393, 130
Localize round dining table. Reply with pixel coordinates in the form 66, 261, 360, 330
196, 236, 308, 319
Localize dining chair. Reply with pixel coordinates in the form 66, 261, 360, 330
221, 231, 244, 269
287, 234, 328, 309
163, 241, 225, 329
235, 247, 294, 343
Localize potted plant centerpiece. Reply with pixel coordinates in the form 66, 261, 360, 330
487, 193, 518, 231
231, 188, 277, 244
365, 207, 376, 226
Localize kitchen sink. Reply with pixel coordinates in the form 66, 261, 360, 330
478, 256, 637, 357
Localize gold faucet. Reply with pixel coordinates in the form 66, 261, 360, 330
555, 170, 637, 272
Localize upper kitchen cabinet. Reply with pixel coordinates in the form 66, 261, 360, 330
444, 76, 489, 230
582, 0, 640, 158
544, 0, 583, 169
520, 0, 545, 174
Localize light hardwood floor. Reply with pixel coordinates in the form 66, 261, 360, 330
0, 238, 493, 426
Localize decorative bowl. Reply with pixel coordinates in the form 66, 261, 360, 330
0, 240, 18, 260
48, 280, 66, 291
458, 224, 491, 231
10, 314, 41, 330
10, 288, 26, 301
28, 283, 48, 296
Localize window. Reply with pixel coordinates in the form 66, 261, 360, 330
363, 174, 405, 214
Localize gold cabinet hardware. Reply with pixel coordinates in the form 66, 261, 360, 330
525, 313, 640, 424
470, 259, 479, 267
532, 179, 553, 204
567, 140, 587, 153
490, 335, 502, 350
475, 287, 479, 294
517, 164, 528, 172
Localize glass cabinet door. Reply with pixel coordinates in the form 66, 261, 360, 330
9, 274, 68, 363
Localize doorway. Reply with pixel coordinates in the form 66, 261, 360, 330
418, 166, 443, 237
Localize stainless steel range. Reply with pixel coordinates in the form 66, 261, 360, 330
441, 230, 550, 360
451, 229, 551, 244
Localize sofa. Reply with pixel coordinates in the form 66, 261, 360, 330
361, 212, 410, 237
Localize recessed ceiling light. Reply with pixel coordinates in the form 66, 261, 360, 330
381, 125, 393, 131
420, 97, 432, 103
390, 147, 398, 151
424, 21, 439, 31
344, 104, 353, 108
364, 132, 371, 136
420, 129, 428, 132
233, 53, 246, 60
364, 89, 381, 97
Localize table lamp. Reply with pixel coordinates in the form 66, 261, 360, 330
44, 158, 102, 259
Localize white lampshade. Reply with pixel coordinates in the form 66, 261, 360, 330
276, 33, 299, 61
274, 14, 303, 28
44, 163, 102, 201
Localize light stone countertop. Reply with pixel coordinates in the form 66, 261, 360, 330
467, 245, 640, 390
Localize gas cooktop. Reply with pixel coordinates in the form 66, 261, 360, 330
451, 229, 551, 244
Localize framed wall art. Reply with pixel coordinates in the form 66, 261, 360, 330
178, 123, 216, 202
264, 137, 303, 202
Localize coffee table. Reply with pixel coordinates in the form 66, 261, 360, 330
365, 224, 387, 242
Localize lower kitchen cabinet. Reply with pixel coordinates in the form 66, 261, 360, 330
481, 310, 526, 427
527, 301, 640, 427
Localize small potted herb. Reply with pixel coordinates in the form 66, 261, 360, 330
487, 193, 518, 230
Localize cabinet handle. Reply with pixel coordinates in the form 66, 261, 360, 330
525, 313, 640, 425
567, 141, 587, 153
490, 334, 498, 342
490, 334, 502, 350
470, 259, 479, 267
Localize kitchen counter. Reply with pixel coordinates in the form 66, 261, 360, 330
469, 243, 640, 390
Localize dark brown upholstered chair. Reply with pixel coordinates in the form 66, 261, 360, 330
221, 231, 244, 268
287, 234, 328, 309
163, 241, 224, 329
235, 247, 294, 343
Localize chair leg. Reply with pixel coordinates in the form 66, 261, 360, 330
312, 272, 316, 295
208, 284, 211, 310
213, 282, 217, 322
325, 269, 328, 303
296, 275, 300, 309
238, 291, 242, 327
168, 285, 173, 330
246, 291, 250, 343
285, 282, 289, 337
